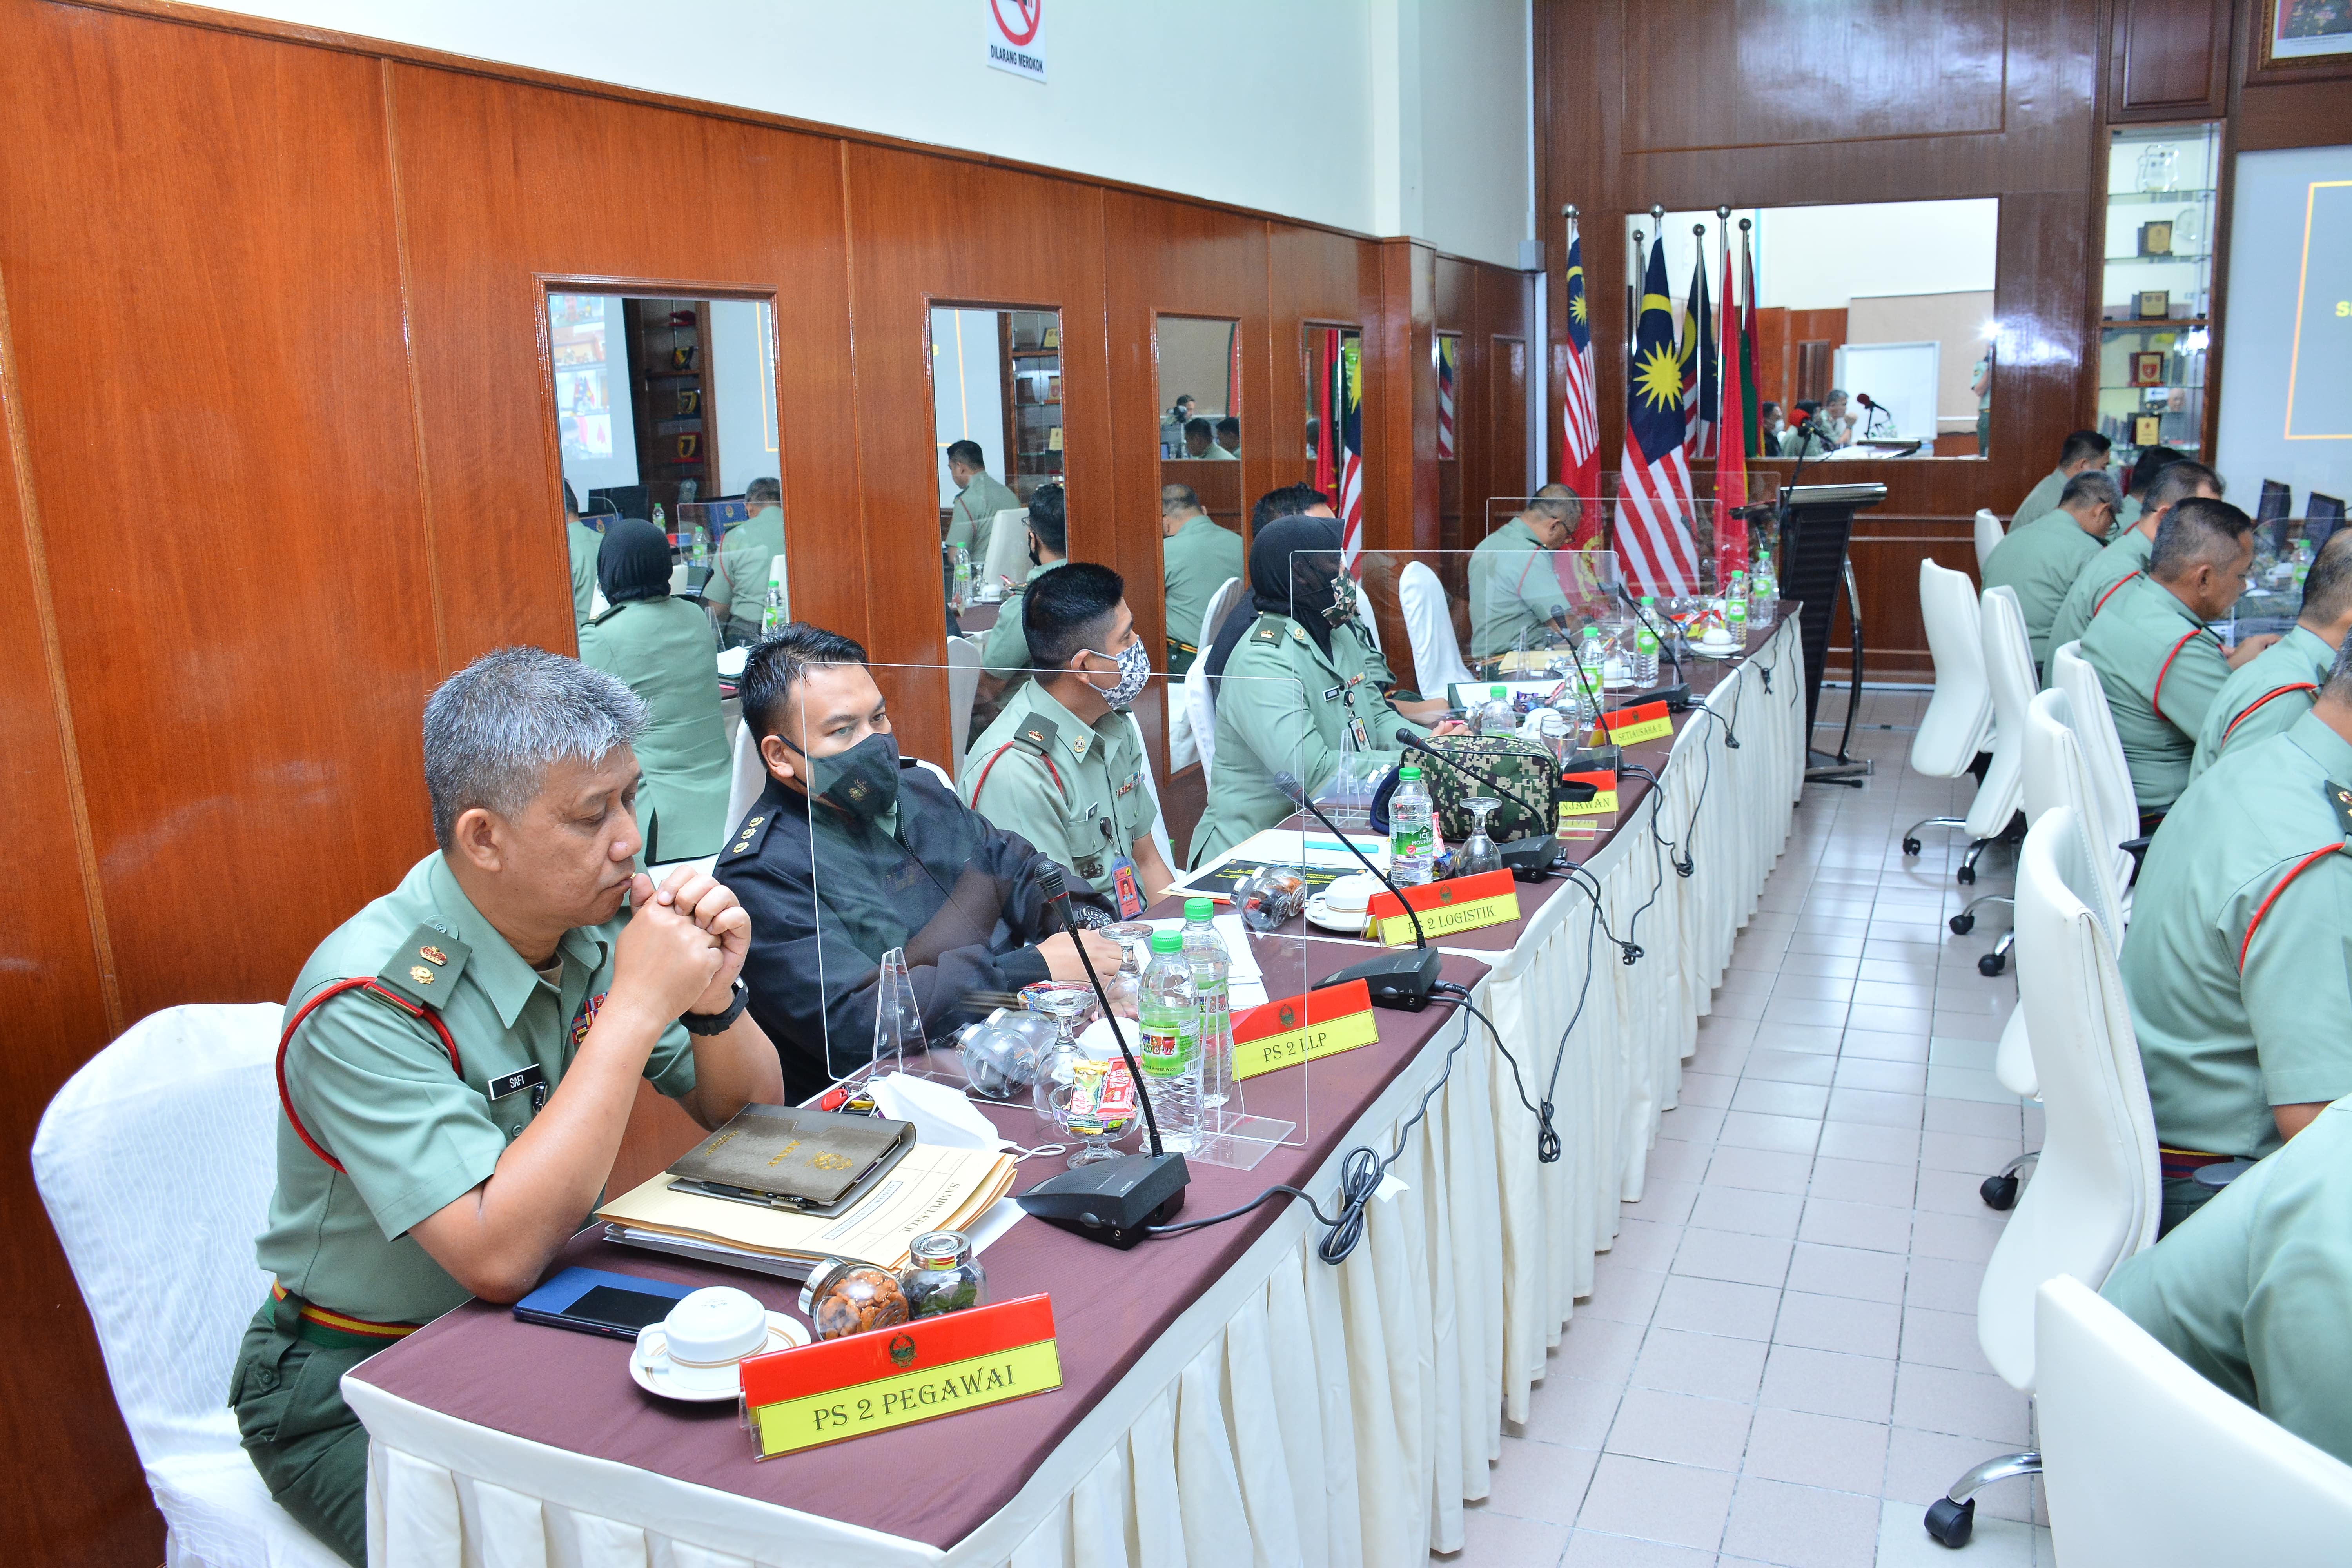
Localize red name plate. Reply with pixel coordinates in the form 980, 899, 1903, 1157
1597, 700, 1673, 746
1230, 978, 1379, 1079
739, 1294, 1060, 1457
1364, 867, 1521, 944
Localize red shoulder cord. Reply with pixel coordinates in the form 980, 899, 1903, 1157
2092, 571, 2142, 621
969, 741, 1064, 807
2221, 684, 2320, 748
276, 979, 463, 1172
2152, 627, 2220, 717
2238, 847, 2345, 972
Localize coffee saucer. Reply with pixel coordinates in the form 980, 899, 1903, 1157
1305, 894, 1369, 935
630, 1312, 810, 1403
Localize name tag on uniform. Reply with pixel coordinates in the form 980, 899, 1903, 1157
488, 1064, 547, 1103
1323, 685, 1344, 702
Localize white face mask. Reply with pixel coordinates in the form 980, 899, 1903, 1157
1081, 637, 1152, 708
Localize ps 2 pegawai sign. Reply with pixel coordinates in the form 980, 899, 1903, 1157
987, 0, 1046, 82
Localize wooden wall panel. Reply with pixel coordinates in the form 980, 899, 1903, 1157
387, 66, 862, 663
2230, 0, 2352, 151
2108, 0, 2233, 118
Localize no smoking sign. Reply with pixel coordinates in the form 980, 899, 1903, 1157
987, 0, 1045, 82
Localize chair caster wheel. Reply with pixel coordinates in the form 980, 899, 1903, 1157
1903, 836, 1922, 857
1979, 952, 2007, 977
1980, 1173, 2020, 1210
1924, 1496, 1975, 1548
1957, 864, 1977, 886
1950, 913, 1976, 935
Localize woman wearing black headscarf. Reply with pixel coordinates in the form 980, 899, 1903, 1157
576, 518, 733, 862
1190, 515, 1455, 867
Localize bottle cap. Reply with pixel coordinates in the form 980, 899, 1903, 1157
1641, 594, 1656, 604
1491, 685, 1507, 698
1150, 930, 1182, 954
1400, 764, 1423, 779
1184, 896, 1214, 921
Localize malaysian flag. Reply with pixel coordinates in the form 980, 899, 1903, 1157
1338, 334, 1366, 576
1618, 234, 1700, 596
1561, 223, 1602, 543
1436, 336, 1457, 460
1681, 245, 1716, 460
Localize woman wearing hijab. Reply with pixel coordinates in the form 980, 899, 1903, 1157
575, 517, 733, 862
1189, 514, 1452, 867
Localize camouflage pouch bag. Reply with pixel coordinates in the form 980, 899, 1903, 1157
1410, 732, 1556, 843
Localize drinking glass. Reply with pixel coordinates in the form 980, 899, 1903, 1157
1101, 922, 1156, 1016
1455, 798, 1503, 878
1023, 981, 1095, 1133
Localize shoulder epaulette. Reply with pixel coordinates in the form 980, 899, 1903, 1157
720, 806, 777, 863
587, 602, 627, 626
1250, 615, 1283, 645
2330, 780, 2352, 841
374, 923, 470, 1010
1013, 712, 1060, 757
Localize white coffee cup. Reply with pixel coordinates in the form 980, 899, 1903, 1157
1324, 873, 1381, 916
643, 1286, 771, 1394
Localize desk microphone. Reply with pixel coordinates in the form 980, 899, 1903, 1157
1011, 867, 1190, 1248
1612, 585, 1693, 710
1286, 782, 1441, 1010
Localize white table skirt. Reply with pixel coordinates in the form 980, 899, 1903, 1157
348, 618, 1807, 1568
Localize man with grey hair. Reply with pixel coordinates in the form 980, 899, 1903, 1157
1983, 466, 2122, 670
229, 646, 782, 1565
1468, 482, 1584, 657
2046, 457, 2223, 657
707, 475, 789, 647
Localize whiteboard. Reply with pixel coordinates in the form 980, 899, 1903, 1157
1835, 340, 1941, 446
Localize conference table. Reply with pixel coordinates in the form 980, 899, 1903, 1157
343, 614, 1807, 1568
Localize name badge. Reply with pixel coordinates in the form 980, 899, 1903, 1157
1323, 685, 1344, 702
487, 1064, 548, 1105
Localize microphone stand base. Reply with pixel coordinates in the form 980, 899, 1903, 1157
1805, 748, 1873, 788
1314, 946, 1442, 1010
1016, 1153, 1191, 1249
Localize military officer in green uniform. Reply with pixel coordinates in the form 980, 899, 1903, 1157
229, 648, 783, 1564
962, 563, 1174, 907
2009, 428, 2111, 530
2189, 530, 2352, 784
2117, 639, 2352, 1233
2082, 499, 2273, 815
705, 475, 788, 647
1189, 515, 1461, 867
976, 484, 1071, 718
1161, 483, 1243, 674
2102, 1094, 2352, 1466
2045, 459, 2221, 660
576, 519, 733, 862
2113, 442, 2186, 534
1981, 469, 2119, 670
563, 482, 602, 625
943, 438, 1021, 564
1469, 485, 1583, 658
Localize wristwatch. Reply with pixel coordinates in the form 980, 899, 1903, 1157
681, 980, 750, 1034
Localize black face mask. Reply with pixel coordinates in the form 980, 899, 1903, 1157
1028, 540, 1042, 568
781, 731, 902, 822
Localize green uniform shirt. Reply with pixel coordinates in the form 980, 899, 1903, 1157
946, 472, 1022, 563
1163, 514, 1244, 666
577, 597, 732, 860
2080, 573, 2233, 812
1189, 615, 1412, 868
2189, 624, 2336, 786
254, 853, 700, 1324
1780, 426, 1831, 459
567, 520, 603, 624
2116, 493, 2143, 534
2103, 1094, 2352, 1470
2120, 713, 2352, 1174
1982, 509, 2105, 670
2048, 527, 2155, 668
2011, 465, 2072, 530
980, 556, 1068, 681
1468, 518, 1573, 658
709, 505, 787, 632
960, 681, 1152, 897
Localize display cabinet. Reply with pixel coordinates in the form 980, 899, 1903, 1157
2097, 122, 2221, 466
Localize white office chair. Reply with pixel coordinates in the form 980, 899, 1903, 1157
1950, 586, 2038, 955
1904, 559, 1996, 863
723, 713, 769, 838
2051, 640, 2145, 918
980, 506, 1032, 594
1184, 576, 1246, 784
1123, 712, 1178, 877
33, 1005, 348, 1568
1974, 508, 2006, 574
2035, 1276, 2352, 1567
1924, 804, 2161, 1548
946, 634, 983, 759
1169, 580, 1237, 773
1398, 559, 1475, 697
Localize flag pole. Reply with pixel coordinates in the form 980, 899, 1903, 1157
1739, 216, 1759, 463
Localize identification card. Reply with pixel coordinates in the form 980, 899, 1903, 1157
1111, 857, 1145, 919
740, 1295, 1061, 1457
1348, 717, 1371, 749
1231, 978, 1380, 1080
1596, 700, 1673, 747
1364, 868, 1522, 945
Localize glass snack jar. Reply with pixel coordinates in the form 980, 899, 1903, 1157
797, 1257, 911, 1341
900, 1230, 987, 1319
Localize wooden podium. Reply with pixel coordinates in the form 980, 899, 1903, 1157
1775, 481, 1887, 785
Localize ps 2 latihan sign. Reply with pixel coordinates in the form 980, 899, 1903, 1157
987, 0, 1046, 82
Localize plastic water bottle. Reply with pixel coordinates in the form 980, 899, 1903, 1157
1138, 930, 1202, 1152
1390, 764, 1434, 886
950, 546, 973, 611
1475, 683, 1517, 736
690, 525, 709, 567
1749, 550, 1778, 630
1631, 615, 1660, 686
761, 583, 786, 637
652, 502, 666, 532
1726, 572, 1749, 643
1181, 897, 1234, 1114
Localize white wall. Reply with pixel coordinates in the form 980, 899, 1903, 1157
2214, 144, 2352, 509
931, 307, 1005, 507
214, 0, 1534, 265
706, 298, 778, 495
